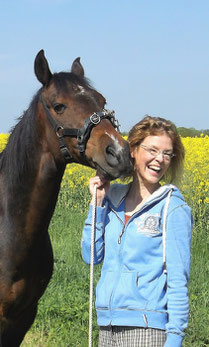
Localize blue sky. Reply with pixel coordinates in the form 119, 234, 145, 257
0, 0, 209, 133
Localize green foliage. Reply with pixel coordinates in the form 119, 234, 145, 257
177, 127, 209, 138
121, 127, 209, 138
120, 131, 128, 137
21, 184, 209, 347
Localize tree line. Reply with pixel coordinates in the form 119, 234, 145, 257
122, 127, 209, 138
177, 127, 209, 137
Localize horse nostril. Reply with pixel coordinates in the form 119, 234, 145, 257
106, 145, 116, 157
105, 145, 120, 166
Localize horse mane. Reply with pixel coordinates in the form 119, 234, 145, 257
0, 91, 41, 189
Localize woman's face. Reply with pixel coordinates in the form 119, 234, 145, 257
131, 133, 174, 187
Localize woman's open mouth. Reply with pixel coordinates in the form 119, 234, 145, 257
147, 164, 162, 175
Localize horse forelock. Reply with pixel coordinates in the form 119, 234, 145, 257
51, 72, 104, 106
53, 71, 91, 87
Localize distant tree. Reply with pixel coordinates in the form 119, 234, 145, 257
121, 131, 128, 137
203, 129, 209, 136
177, 127, 190, 137
122, 127, 209, 138
177, 127, 209, 137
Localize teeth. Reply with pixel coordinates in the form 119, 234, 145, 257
148, 165, 161, 171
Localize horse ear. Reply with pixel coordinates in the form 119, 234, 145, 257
34, 50, 52, 86
71, 57, 84, 77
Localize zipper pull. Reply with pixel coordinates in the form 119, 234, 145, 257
118, 226, 125, 244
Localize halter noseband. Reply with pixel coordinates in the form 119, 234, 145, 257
40, 95, 120, 163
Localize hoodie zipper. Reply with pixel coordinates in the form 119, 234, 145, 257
109, 206, 125, 244
118, 225, 125, 244
110, 188, 173, 244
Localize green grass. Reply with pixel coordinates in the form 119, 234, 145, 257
184, 216, 209, 347
21, 187, 209, 347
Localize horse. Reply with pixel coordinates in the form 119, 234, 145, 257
0, 50, 132, 346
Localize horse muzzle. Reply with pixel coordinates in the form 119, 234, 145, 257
93, 140, 133, 180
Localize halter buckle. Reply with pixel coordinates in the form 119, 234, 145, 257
90, 113, 101, 125
56, 126, 64, 138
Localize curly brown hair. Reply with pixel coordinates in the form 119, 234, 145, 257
127, 115, 185, 183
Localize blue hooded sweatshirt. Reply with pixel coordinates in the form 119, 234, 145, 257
82, 183, 193, 347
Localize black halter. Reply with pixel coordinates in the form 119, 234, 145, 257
40, 95, 120, 163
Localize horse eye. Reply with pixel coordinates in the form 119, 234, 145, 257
53, 103, 66, 114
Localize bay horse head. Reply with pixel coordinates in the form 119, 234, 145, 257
34, 50, 132, 179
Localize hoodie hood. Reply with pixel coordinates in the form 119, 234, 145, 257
107, 182, 185, 209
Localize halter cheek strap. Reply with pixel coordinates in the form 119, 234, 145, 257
40, 94, 120, 163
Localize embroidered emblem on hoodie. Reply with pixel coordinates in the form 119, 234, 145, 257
135, 213, 161, 236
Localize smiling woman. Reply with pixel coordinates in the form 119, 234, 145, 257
81, 115, 193, 347
127, 115, 185, 184
130, 134, 174, 190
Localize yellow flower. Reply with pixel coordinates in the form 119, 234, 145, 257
0, 134, 9, 152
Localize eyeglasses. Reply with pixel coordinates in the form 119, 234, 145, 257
140, 144, 175, 161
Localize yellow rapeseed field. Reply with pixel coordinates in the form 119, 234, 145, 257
0, 134, 9, 153
182, 135, 209, 206
0, 133, 209, 210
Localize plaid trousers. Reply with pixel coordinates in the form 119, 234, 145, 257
98, 326, 166, 347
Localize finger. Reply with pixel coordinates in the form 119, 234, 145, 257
92, 176, 105, 187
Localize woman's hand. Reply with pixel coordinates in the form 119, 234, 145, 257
89, 176, 110, 206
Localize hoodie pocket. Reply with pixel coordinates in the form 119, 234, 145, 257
95, 271, 116, 309
112, 271, 148, 309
